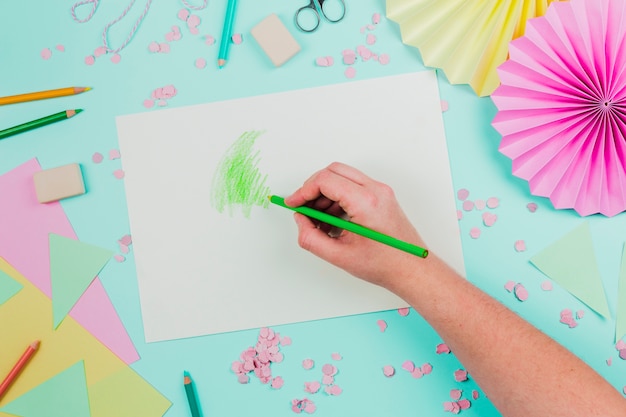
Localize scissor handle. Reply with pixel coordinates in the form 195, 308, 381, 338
318, 0, 345, 23
295, 2, 321, 33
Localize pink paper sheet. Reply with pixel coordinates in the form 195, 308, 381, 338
0, 158, 139, 364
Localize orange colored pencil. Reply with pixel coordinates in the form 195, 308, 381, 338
0, 87, 91, 106
0, 340, 40, 400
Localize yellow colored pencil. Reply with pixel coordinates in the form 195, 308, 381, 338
0, 87, 91, 106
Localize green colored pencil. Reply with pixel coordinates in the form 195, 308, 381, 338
0, 109, 82, 140
183, 371, 203, 417
269, 195, 429, 258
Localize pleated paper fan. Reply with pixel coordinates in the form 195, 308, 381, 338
386, 0, 565, 97
492, 0, 626, 217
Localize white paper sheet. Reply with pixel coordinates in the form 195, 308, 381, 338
116, 71, 465, 342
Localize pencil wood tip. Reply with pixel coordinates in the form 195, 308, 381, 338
218, 59, 226, 68
31, 340, 41, 350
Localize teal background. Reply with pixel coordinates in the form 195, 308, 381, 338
2, 1, 626, 416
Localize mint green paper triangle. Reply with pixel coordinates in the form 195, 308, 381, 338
49, 233, 113, 329
0, 269, 22, 306
0, 360, 91, 417
530, 222, 610, 318
615, 244, 626, 341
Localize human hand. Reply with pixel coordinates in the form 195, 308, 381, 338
284, 162, 432, 291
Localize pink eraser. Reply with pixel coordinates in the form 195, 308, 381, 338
33, 163, 86, 203
250, 14, 301, 67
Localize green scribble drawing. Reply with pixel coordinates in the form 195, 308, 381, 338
210, 130, 271, 217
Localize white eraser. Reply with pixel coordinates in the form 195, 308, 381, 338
33, 163, 86, 203
251, 14, 301, 67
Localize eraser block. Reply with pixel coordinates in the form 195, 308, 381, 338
33, 163, 86, 203
251, 14, 301, 67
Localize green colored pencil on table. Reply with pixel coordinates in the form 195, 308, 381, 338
0, 109, 82, 140
269, 195, 429, 258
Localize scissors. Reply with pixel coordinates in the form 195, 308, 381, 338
295, 0, 346, 33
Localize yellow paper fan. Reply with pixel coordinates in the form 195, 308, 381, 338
386, 0, 566, 96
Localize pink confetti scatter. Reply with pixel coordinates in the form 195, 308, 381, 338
109, 149, 121, 160
514, 240, 526, 252
411, 368, 424, 379
376, 319, 387, 332
469, 227, 481, 239
237, 373, 250, 384
304, 381, 321, 393
331, 352, 342, 361
421, 363, 433, 375
513, 283, 529, 301
325, 385, 343, 396
560, 309, 578, 328
607, 357, 613, 366
576, 310, 585, 319
540, 280, 553, 291
458, 399, 471, 410
372, 13, 381, 24
620, 349, 626, 360
186, 15, 201, 34
315, 56, 334, 67
232, 327, 288, 386
302, 359, 314, 370
401, 360, 415, 373
84, 55, 95, 65
204, 35, 215, 45
357, 45, 373, 60
94, 46, 107, 57
441, 100, 449, 112
482, 212, 497, 227
110, 54, 121, 64
92, 152, 104, 164
366, 33, 376, 45
291, 398, 316, 414
177, 8, 190, 20
397, 307, 410, 316
143, 99, 155, 109
148, 42, 160, 52
378, 53, 390, 65
55, 44, 65, 52
472, 390, 479, 400
453, 369, 468, 382
474, 199, 486, 210
113, 169, 125, 179
344, 67, 356, 79
450, 389, 463, 401
457, 210, 463, 220
271, 376, 284, 389
486, 197, 499, 209
165, 25, 182, 42
616, 340, 626, 351
321, 364, 337, 376
504, 280, 515, 292
526, 202, 538, 212
342, 50, 356, 65
41, 48, 52, 60
119, 234, 132, 246
195, 58, 207, 69
457, 189, 469, 200
383, 365, 395, 377
281, 336, 292, 346
114, 254, 126, 263
462, 200, 474, 211
231, 33, 243, 44
436, 343, 451, 354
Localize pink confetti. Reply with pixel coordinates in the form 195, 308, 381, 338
271, 376, 284, 389
118, 234, 132, 246
607, 357, 613, 366
113, 169, 125, 179
411, 368, 424, 379
383, 365, 395, 377
372, 13, 381, 24
92, 152, 104, 164
458, 399, 471, 410
421, 363, 433, 375
366, 33, 376, 45
527, 202, 538, 212
457, 210, 463, 220
148, 41, 160, 52
40, 48, 52, 60
237, 373, 250, 384
94, 46, 107, 57
114, 254, 126, 263
344, 67, 357, 79
281, 336, 292, 346
436, 343, 451, 354
482, 212, 497, 227
321, 374, 334, 385
376, 319, 387, 332
513, 283, 529, 301
378, 53, 390, 65
326, 385, 342, 396
304, 381, 321, 393
204, 35, 215, 45
474, 199, 486, 210
620, 349, 626, 360
462, 200, 474, 211
55, 44, 65, 52
457, 189, 469, 200
143, 99, 155, 109
110, 53, 121, 64
450, 389, 463, 400
486, 197, 499, 209
195, 58, 207, 69
576, 309, 585, 319
315, 56, 334, 67
302, 359, 314, 370
616, 340, 626, 350
560, 309, 578, 328
322, 364, 337, 376
453, 369, 468, 382
401, 360, 415, 373
469, 227, 481, 239
441, 100, 449, 112
84, 55, 95, 65
331, 352, 342, 361
291, 398, 316, 414
540, 280, 553, 291
472, 390, 479, 400
178, 8, 190, 21
109, 149, 121, 160
342, 50, 356, 65
504, 280, 515, 292
231, 33, 243, 44
357, 45, 373, 60
514, 240, 526, 252
397, 307, 410, 316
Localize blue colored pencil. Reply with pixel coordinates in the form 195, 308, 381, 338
183, 371, 203, 417
218, 0, 238, 68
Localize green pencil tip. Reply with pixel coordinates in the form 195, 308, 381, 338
75, 109, 84, 114
184, 370, 190, 377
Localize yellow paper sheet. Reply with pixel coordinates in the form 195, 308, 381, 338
0, 257, 171, 416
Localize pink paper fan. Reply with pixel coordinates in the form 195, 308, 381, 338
492, 0, 626, 217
